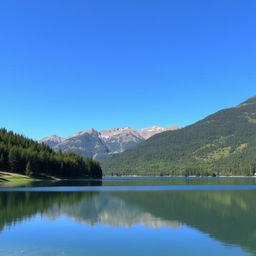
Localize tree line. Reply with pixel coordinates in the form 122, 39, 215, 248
0, 128, 102, 178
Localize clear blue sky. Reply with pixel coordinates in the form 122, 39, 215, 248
0, 0, 255, 140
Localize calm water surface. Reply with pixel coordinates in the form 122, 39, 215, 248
0, 177, 256, 256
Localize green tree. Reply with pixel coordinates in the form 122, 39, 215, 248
25, 161, 34, 177
8, 148, 22, 172
0, 154, 5, 169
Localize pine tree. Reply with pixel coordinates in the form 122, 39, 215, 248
25, 162, 33, 177
0, 154, 4, 169
8, 148, 21, 172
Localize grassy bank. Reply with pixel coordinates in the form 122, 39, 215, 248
0, 171, 39, 182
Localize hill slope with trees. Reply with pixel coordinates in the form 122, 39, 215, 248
0, 129, 102, 179
103, 96, 256, 176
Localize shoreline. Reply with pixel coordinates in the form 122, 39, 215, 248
104, 175, 256, 178
0, 171, 102, 183
1, 172, 256, 183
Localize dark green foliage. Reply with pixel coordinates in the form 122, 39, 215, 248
8, 147, 23, 173
25, 162, 34, 177
0, 128, 102, 178
103, 96, 256, 176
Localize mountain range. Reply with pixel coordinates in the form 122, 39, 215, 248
39, 126, 181, 160
103, 96, 256, 176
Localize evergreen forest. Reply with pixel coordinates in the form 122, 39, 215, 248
0, 129, 102, 178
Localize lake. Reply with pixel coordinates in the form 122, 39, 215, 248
0, 177, 256, 256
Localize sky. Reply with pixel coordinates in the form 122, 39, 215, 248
0, 0, 255, 140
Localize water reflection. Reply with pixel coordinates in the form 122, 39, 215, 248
0, 190, 256, 255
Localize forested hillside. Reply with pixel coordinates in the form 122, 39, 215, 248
0, 129, 102, 178
103, 96, 256, 176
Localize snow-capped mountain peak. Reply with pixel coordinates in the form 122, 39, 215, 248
39, 125, 181, 160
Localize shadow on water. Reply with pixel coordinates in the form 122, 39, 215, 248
0, 179, 103, 188
0, 188, 256, 254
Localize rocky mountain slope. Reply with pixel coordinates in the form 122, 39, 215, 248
39, 126, 180, 160
38, 135, 64, 147
103, 96, 256, 176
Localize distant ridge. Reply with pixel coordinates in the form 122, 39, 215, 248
102, 96, 256, 176
38, 135, 64, 147
39, 126, 181, 160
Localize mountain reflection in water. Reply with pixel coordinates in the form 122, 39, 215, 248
0, 189, 256, 255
